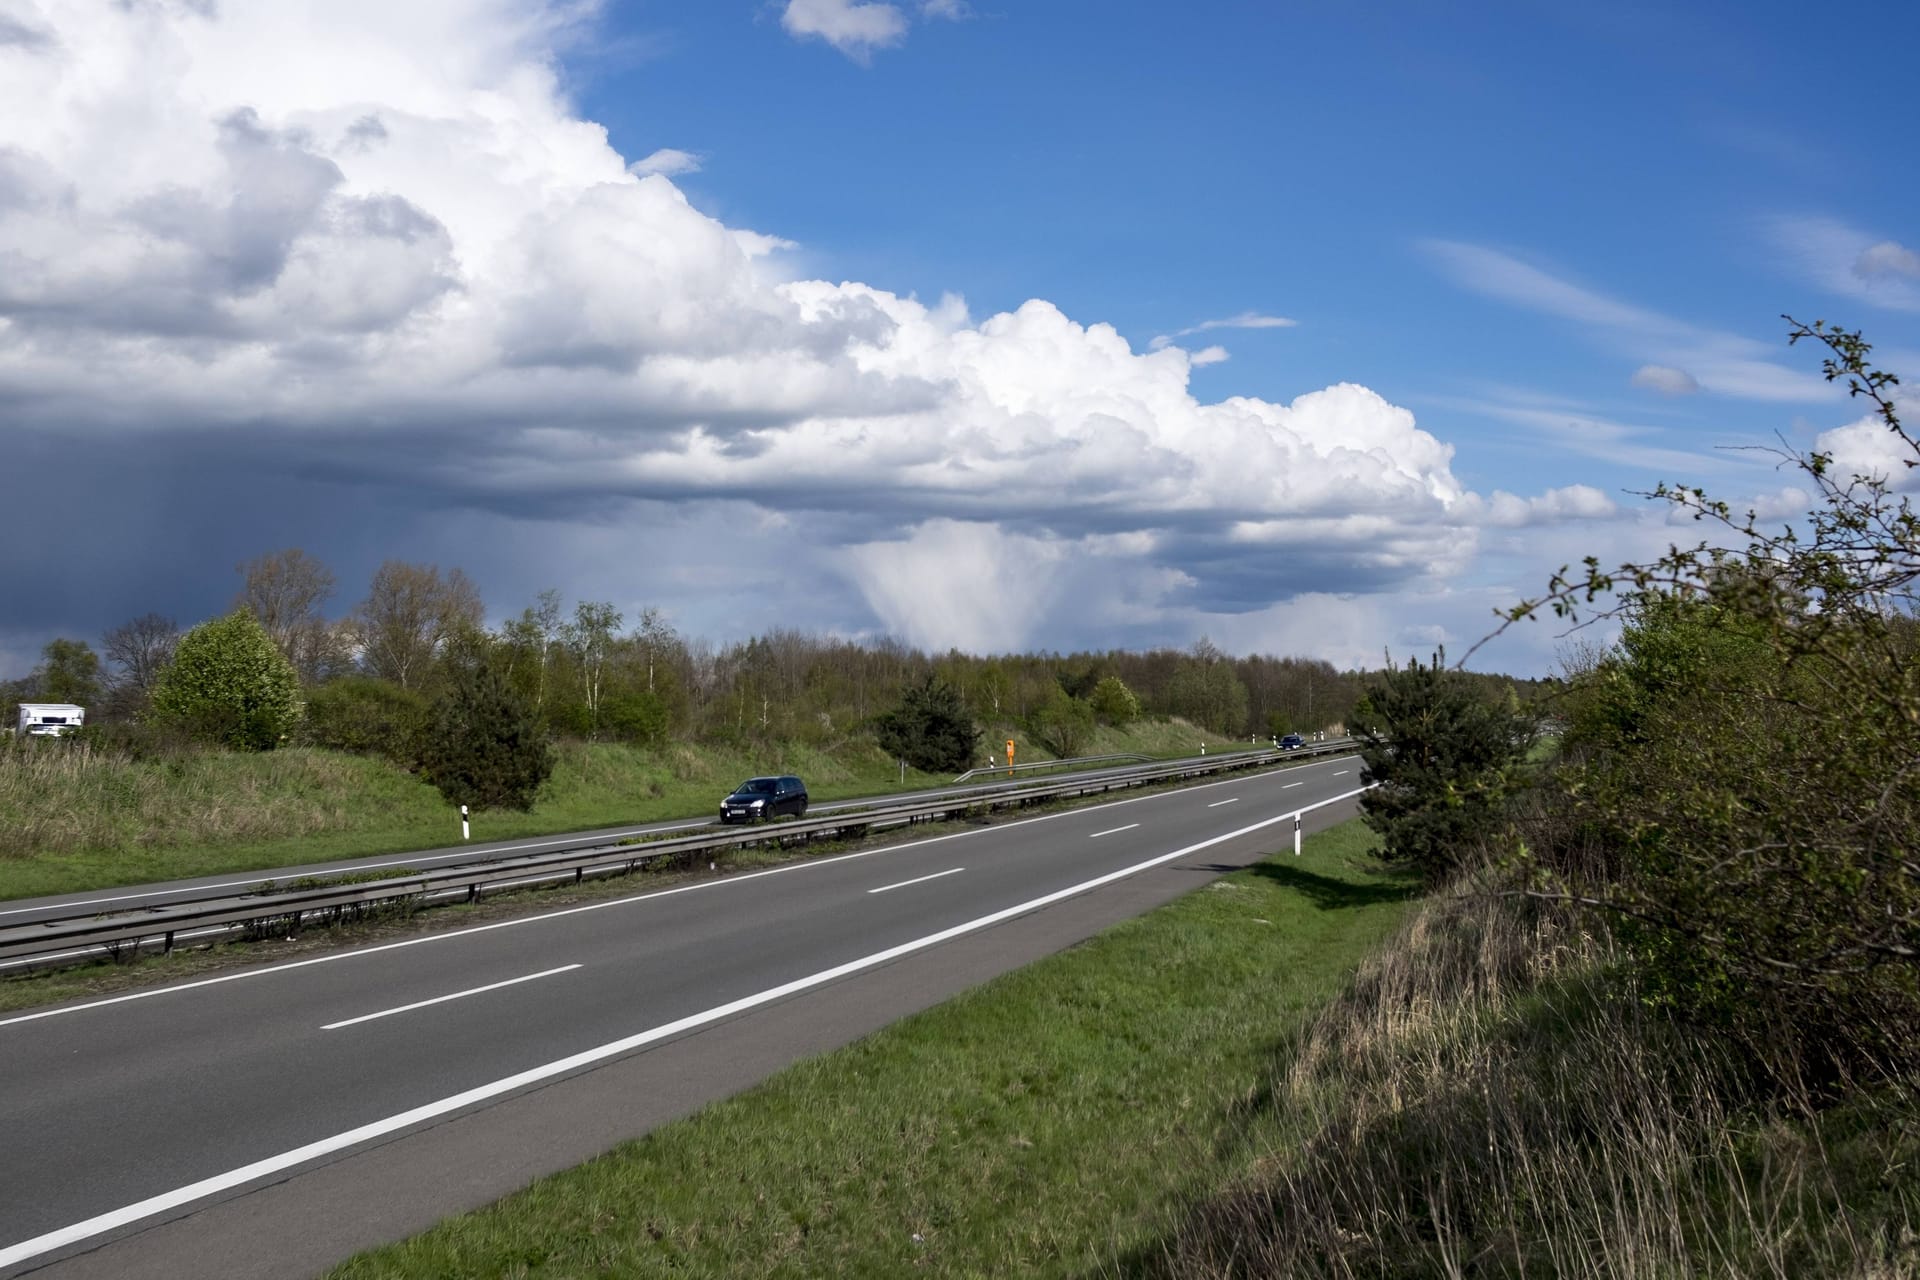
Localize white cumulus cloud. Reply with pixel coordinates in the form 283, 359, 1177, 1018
781, 0, 909, 61
0, 0, 1611, 672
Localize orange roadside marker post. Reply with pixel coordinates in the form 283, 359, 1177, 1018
1006, 738, 1016, 775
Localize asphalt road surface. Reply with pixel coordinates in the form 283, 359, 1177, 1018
0, 754, 1367, 1278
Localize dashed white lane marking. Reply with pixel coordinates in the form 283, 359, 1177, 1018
322, 965, 581, 1031
1089, 824, 1140, 838
1207, 798, 1239, 808
867, 868, 965, 895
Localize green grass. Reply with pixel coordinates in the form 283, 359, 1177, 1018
328, 820, 1416, 1280
0, 723, 1232, 902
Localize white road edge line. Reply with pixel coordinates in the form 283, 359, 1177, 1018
1088, 824, 1140, 839
867, 868, 964, 895
322, 965, 581, 1031
0, 754, 1367, 1019
1207, 798, 1239, 808
0, 785, 1372, 1271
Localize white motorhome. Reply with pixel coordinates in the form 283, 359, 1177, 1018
16, 703, 85, 738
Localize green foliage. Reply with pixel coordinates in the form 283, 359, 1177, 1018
1088, 674, 1141, 726
1352, 650, 1533, 885
1027, 685, 1095, 758
1505, 319, 1920, 1087
873, 675, 980, 774
150, 611, 303, 750
415, 656, 554, 812
298, 677, 429, 763
602, 690, 670, 745
1165, 644, 1251, 736
35, 638, 103, 707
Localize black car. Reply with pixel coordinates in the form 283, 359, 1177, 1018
1279, 733, 1306, 750
719, 775, 809, 824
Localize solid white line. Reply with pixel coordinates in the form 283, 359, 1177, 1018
322, 965, 580, 1031
1088, 824, 1140, 839
867, 868, 964, 895
1207, 798, 1239, 808
0, 785, 1372, 1271
0, 755, 1366, 1026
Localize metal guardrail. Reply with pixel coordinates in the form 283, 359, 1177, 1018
0, 741, 1358, 971
949, 752, 1153, 783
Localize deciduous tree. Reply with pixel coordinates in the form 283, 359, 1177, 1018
354, 561, 484, 689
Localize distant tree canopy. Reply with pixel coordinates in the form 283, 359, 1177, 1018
875, 675, 980, 774
150, 611, 302, 750
1088, 675, 1140, 726
1027, 685, 1095, 758
34, 638, 103, 708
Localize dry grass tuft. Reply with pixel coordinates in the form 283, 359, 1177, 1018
0, 739, 386, 858
1119, 881, 1920, 1279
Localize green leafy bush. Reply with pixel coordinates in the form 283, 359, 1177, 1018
1027, 686, 1095, 758
1508, 320, 1920, 1087
1088, 674, 1141, 726
298, 677, 429, 763
150, 611, 302, 750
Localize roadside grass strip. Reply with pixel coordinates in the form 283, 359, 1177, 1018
329, 820, 1417, 1280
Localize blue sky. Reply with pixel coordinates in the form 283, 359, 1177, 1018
0, 0, 1915, 678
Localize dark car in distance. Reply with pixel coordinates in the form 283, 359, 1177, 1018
1279, 733, 1306, 750
719, 775, 809, 824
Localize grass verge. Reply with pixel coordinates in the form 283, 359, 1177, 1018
328, 820, 1415, 1279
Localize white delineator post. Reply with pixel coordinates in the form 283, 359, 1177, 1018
1293, 812, 1302, 857
461, 804, 470, 841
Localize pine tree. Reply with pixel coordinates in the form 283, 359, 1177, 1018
417, 657, 554, 811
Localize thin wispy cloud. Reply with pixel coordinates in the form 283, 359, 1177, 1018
628, 148, 702, 177
1423, 240, 1834, 403
1148, 311, 1297, 351
1768, 216, 1920, 314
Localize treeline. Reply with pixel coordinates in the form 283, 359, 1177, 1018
2, 549, 1556, 759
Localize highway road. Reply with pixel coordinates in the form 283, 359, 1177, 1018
0, 748, 1315, 930
0, 754, 1367, 1278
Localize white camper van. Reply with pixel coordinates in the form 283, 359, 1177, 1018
16, 703, 85, 738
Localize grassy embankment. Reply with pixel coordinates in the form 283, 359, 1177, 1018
333, 819, 1918, 1279
0, 718, 1231, 900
